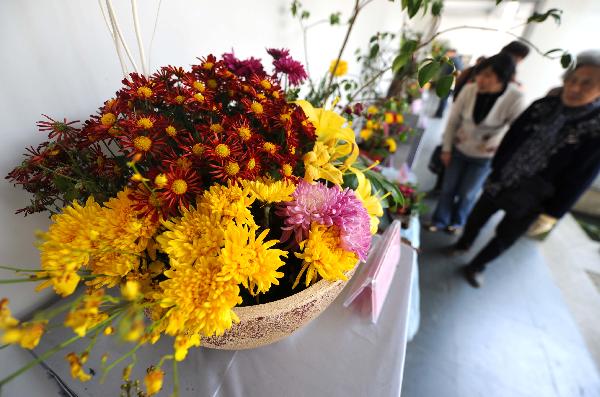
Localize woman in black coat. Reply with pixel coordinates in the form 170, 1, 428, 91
451, 50, 600, 288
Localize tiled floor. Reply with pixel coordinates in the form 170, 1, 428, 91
402, 112, 600, 396
402, 211, 600, 397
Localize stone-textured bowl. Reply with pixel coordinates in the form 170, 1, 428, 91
202, 266, 357, 350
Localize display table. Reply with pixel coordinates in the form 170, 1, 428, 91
3, 219, 421, 397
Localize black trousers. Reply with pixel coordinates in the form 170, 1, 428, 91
455, 193, 539, 272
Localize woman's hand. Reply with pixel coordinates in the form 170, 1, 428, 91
441, 151, 452, 167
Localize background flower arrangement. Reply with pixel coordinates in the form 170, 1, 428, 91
357, 98, 415, 163
392, 182, 426, 225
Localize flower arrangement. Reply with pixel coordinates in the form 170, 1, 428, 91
1, 51, 383, 395
357, 99, 414, 163
392, 182, 425, 222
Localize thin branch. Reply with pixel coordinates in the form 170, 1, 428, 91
323, 0, 361, 105
147, 0, 163, 74
99, 0, 128, 76
131, 0, 149, 76
105, 0, 140, 73
419, 25, 548, 57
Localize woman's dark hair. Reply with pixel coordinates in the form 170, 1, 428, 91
474, 52, 516, 86
501, 41, 530, 60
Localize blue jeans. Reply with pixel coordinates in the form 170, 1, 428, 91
432, 149, 491, 228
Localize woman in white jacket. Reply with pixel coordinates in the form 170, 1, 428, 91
429, 53, 526, 233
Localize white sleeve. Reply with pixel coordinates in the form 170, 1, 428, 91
442, 84, 470, 152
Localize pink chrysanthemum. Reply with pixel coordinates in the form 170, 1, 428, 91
266, 48, 290, 60
272, 57, 308, 86
277, 181, 371, 260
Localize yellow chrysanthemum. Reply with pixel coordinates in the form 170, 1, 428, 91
38, 189, 157, 293
385, 137, 397, 153
87, 189, 155, 288
1, 320, 47, 349
199, 183, 256, 227
174, 333, 201, 361
37, 197, 104, 296
0, 299, 18, 329
158, 257, 242, 337
329, 59, 348, 76
154, 173, 168, 188
144, 368, 164, 396
64, 289, 107, 337
219, 223, 287, 294
65, 353, 92, 382
241, 179, 296, 204
157, 183, 255, 266
157, 205, 223, 266
294, 224, 358, 287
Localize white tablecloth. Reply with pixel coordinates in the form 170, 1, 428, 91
3, 220, 421, 397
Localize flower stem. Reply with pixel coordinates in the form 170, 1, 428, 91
0, 310, 121, 387
0, 277, 45, 284
0, 265, 42, 273
100, 343, 141, 383
0, 334, 81, 387
173, 358, 179, 397
263, 205, 271, 228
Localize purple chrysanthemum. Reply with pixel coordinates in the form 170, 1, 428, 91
266, 48, 290, 60
272, 57, 308, 86
277, 181, 371, 260
222, 52, 265, 78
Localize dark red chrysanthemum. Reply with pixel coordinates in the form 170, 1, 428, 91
222, 51, 266, 78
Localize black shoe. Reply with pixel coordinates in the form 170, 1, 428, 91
462, 265, 484, 288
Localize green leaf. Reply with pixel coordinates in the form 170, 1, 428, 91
436, 74, 454, 97
527, 8, 562, 25
496, 0, 504, 4
291, 0, 299, 16
407, 0, 423, 18
418, 61, 440, 87
544, 48, 563, 57
431, 0, 443, 16
53, 175, 73, 192
369, 43, 380, 59
380, 179, 404, 207
329, 12, 341, 25
301, 10, 310, 19
392, 39, 417, 74
560, 53, 573, 69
